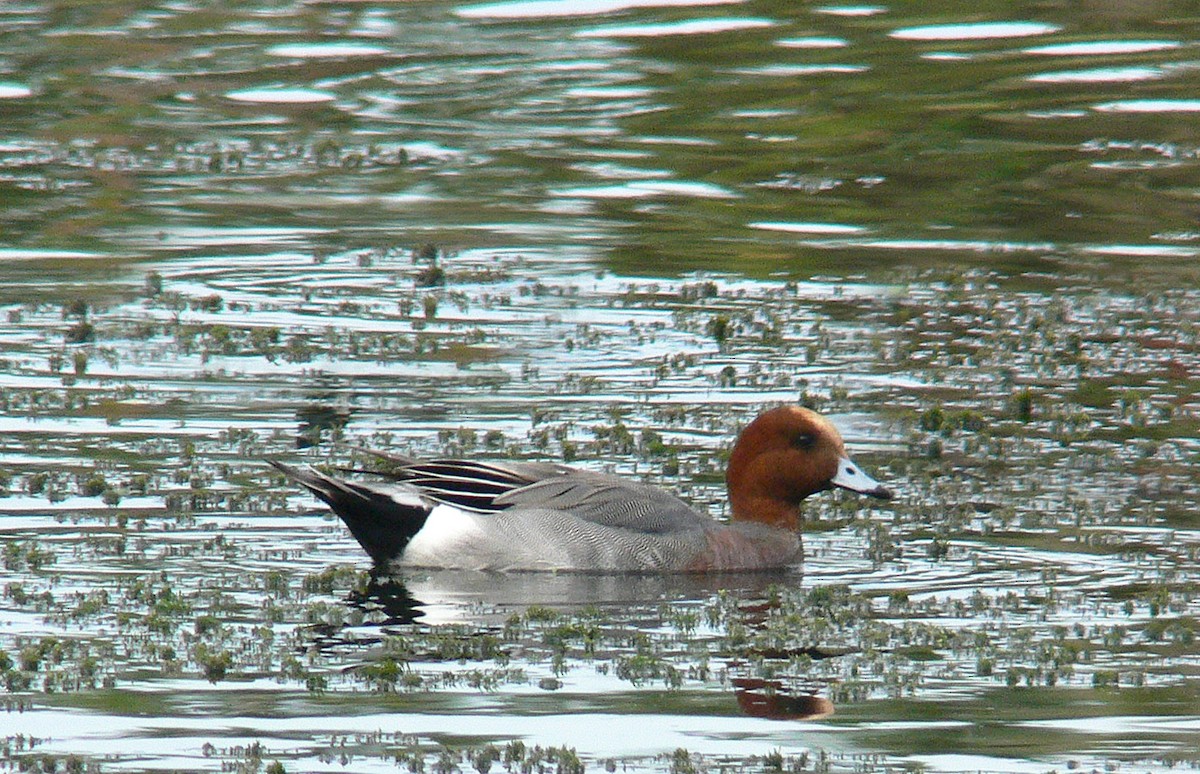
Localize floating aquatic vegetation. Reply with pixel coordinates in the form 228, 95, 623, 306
0, 216, 1196, 774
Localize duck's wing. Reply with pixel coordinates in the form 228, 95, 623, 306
373, 457, 710, 535
370, 458, 574, 513
500, 476, 709, 534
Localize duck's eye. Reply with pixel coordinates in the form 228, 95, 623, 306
792, 433, 816, 449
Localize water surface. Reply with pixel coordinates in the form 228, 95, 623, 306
0, 1, 1197, 772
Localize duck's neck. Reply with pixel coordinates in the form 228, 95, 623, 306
726, 441, 806, 531
728, 491, 802, 531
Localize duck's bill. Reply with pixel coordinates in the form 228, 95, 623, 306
831, 457, 893, 500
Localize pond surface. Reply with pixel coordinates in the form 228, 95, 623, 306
0, 1, 1198, 772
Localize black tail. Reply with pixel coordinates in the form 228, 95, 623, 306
269, 461, 431, 565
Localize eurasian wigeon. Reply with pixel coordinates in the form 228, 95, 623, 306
271, 405, 892, 573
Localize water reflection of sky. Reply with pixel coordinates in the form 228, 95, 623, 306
890, 21, 1062, 40
457, 0, 743, 19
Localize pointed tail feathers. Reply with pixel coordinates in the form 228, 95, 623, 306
270, 461, 431, 565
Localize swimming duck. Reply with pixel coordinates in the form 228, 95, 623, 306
271, 405, 892, 573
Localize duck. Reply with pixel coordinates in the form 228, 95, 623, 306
270, 405, 892, 573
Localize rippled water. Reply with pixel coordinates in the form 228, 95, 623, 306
0, 1, 1197, 772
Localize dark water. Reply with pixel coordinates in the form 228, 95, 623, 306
0, 1, 1197, 772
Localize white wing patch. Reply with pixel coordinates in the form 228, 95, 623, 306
401, 504, 487, 567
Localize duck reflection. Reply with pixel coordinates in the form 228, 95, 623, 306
345, 573, 424, 626
327, 568, 839, 721
732, 677, 835, 720
398, 569, 790, 619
